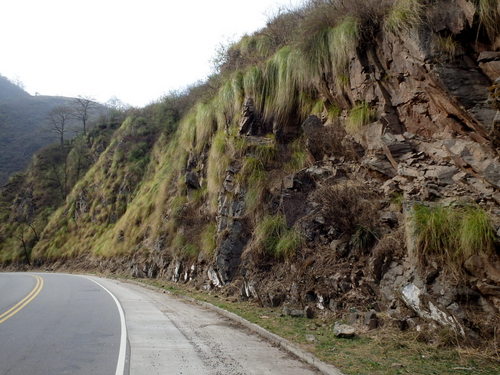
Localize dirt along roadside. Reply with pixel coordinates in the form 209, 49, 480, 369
115, 276, 500, 375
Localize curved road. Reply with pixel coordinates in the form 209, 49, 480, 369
0, 273, 123, 375
0, 272, 319, 375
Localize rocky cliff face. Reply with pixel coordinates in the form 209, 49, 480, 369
1, 0, 499, 348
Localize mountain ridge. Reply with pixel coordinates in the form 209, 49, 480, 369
0, 75, 105, 184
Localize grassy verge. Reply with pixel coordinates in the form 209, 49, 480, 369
124, 277, 499, 375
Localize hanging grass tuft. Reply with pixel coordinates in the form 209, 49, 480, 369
384, 0, 424, 34
412, 204, 496, 268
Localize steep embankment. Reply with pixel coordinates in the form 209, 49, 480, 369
2, 0, 500, 351
0, 114, 122, 262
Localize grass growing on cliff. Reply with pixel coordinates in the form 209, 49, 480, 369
262, 46, 305, 124
435, 35, 459, 60
298, 16, 359, 88
240, 157, 264, 181
207, 131, 230, 212
458, 206, 496, 258
255, 214, 287, 256
255, 214, 303, 259
195, 101, 217, 153
285, 150, 309, 172
285, 138, 310, 172
476, 0, 500, 41
384, 0, 424, 34
329, 17, 359, 80
412, 204, 495, 266
254, 140, 278, 166
239, 156, 267, 214
275, 230, 304, 259
171, 233, 200, 259
200, 223, 217, 258
346, 102, 376, 134
243, 66, 264, 105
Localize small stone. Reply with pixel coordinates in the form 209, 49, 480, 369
268, 292, 284, 307
185, 171, 200, 189
347, 311, 360, 325
283, 306, 305, 318
390, 363, 404, 369
329, 236, 349, 257
477, 51, 500, 63
403, 132, 416, 139
364, 310, 379, 330
329, 300, 338, 312
398, 165, 420, 178
424, 165, 459, 185
313, 216, 326, 225
305, 334, 317, 343
333, 322, 356, 338
305, 306, 315, 319
380, 211, 398, 226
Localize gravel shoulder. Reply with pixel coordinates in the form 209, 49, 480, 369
93, 276, 324, 375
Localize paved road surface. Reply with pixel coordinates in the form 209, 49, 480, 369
0, 272, 319, 375
0, 273, 122, 375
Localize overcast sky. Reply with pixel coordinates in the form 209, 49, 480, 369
0, 0, 304, 107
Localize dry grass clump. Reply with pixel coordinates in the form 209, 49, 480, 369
434, 35, 460, 61
476, 0, 500, 42
314, 182, 378, 234
371, 227, 405, 280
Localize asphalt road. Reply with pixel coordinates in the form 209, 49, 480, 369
0, 273, 320, 375
0, 273, 123, 375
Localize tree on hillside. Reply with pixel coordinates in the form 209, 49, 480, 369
73, 96, 97, 135
48, 106, 72, 148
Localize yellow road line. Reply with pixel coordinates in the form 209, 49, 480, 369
0, 275, 44, 324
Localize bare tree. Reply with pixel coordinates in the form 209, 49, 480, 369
48, 106, 72, 148
73, 96, 97, 134
15, 228, 31, 266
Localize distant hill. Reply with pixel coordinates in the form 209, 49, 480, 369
0, 75, 104, 184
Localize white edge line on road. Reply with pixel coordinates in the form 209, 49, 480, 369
84, 276, 127, 375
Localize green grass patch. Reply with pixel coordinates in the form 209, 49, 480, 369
329, 17, 359, 79
384, 0, 424, 34
284, 138, 309, 173
255, 214, 303, 259
253, 142, 277, 166
346, 102, 376, 134
412, 204, 496, 267
207, 131, 230, 213
239, 156, 264, 181
275, 229, 304, 259
285, 150, 309, 173
327, 103, 341, 121
200, 223, 217, 258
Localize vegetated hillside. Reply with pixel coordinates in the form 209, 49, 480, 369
2, 0, 500, 357
0, 75, 105, 184
0, 110, 125, 263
